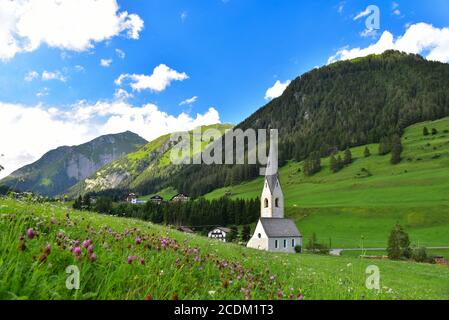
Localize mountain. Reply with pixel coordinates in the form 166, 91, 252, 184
0, 131, 147, 197
72, 51, 449, 198
164, 50, 449, 197
69, 124, 233, 196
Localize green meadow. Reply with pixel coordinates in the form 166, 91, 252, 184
1, 198, 448, 300
205, 118, 449, 248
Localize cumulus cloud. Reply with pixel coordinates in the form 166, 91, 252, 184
179, 96, 198, 106
115, 48, 125, 59
0, 0, 144, 61
42, 70, 66, 82
115, 64, 189, 92
24, 71, 39, 82
114, 88, 133, 100
0, 100, 220, 179
100, 58, 113, 67
264, 80, 291, 100
328, 23, 449, 64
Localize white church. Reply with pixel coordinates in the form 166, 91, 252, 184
247, 144, 302, 253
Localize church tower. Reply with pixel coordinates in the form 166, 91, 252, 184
260, 144, 284, 218
246, 139, 302, 253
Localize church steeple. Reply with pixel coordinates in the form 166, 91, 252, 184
261, 143, 284, 218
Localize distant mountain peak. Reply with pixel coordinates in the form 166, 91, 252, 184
0, 132, 147, 197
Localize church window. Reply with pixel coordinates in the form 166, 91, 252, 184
292, 239, 295, 247
264, 198, 269, 208
283, 239, 287, 248
275, 240, 278, 249
275, 198, 280, 207
258, 233, 261, 239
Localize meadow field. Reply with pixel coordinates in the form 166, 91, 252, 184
205, 118, 449, 249
1, 198, 448, 300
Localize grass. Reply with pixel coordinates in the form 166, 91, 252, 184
205, 117, 449, 248
1, 198, 448, 300
138, 187, 178, 201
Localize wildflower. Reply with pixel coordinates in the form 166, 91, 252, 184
27, 228, 35, 239
82, 240, 91, 248
74, 240, 80, 247
88, 245, 94, 253
57, 232, 64, 238
135, 237, 142, 245
44, 243, 52, 255
51, 217, 57, 224
140, 258, 145, 265
297, 294, 304, 300
73, 247, 82, 256
277, 289, 283, 299
127, 256, 134, 264
144, 294, 153, 300
90, 253, 97, 262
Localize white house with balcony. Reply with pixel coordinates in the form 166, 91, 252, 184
247, 145, 302, 253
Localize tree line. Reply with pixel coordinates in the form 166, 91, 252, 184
74, 195, 260, 232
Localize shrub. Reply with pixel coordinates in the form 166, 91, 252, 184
294, 245, 302, 254
412, 247, 428, 263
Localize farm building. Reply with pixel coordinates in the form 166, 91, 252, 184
208, 227, 231, 242
171, 193, 190, 203
150, 195, 164, 204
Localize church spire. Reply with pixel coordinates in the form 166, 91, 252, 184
265, 133, 278, 177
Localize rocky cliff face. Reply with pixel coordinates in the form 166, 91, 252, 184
0, 131, 147, 197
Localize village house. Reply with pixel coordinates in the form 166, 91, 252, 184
150, 195, 164, 204
208, 227, 231, 242
171, 193, 190, 203
126, 193, 137, 204
177, 226, 195, 234
246, 145, 302, 253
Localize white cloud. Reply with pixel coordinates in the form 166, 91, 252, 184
179, 96, 198, 106
116, 64, 189, 92
36, 87, 50, 97
393, 9, 401, 16
74, 65, 85, 72
360, 28, 378, 38
0, 0, 144, 61
264, 80, 291, 100
354, 8, 371, 20
100, 58, 113, 67
115, 48, 125, 59
337, 3, 345, 14
24, 71, 39, 82
180, 11, 188, 22
328, 23, 449, 64
42, 70, 66, 82
114, 88, 133, 100
0, 100, 220, 179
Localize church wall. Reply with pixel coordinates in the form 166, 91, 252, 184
246, 221, 269, 251
268, 237, 302, 253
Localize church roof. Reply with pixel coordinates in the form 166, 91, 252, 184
265, 173, 279, 193
260, 218, 301, 238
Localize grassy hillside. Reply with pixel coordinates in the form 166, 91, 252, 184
1, 198, 448, 300
205, 117, 449, 249
70, 124, 233, 196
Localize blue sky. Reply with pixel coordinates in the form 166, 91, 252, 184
1, 0, 449, 177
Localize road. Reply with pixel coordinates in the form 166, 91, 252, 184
329, 247, 449, 256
